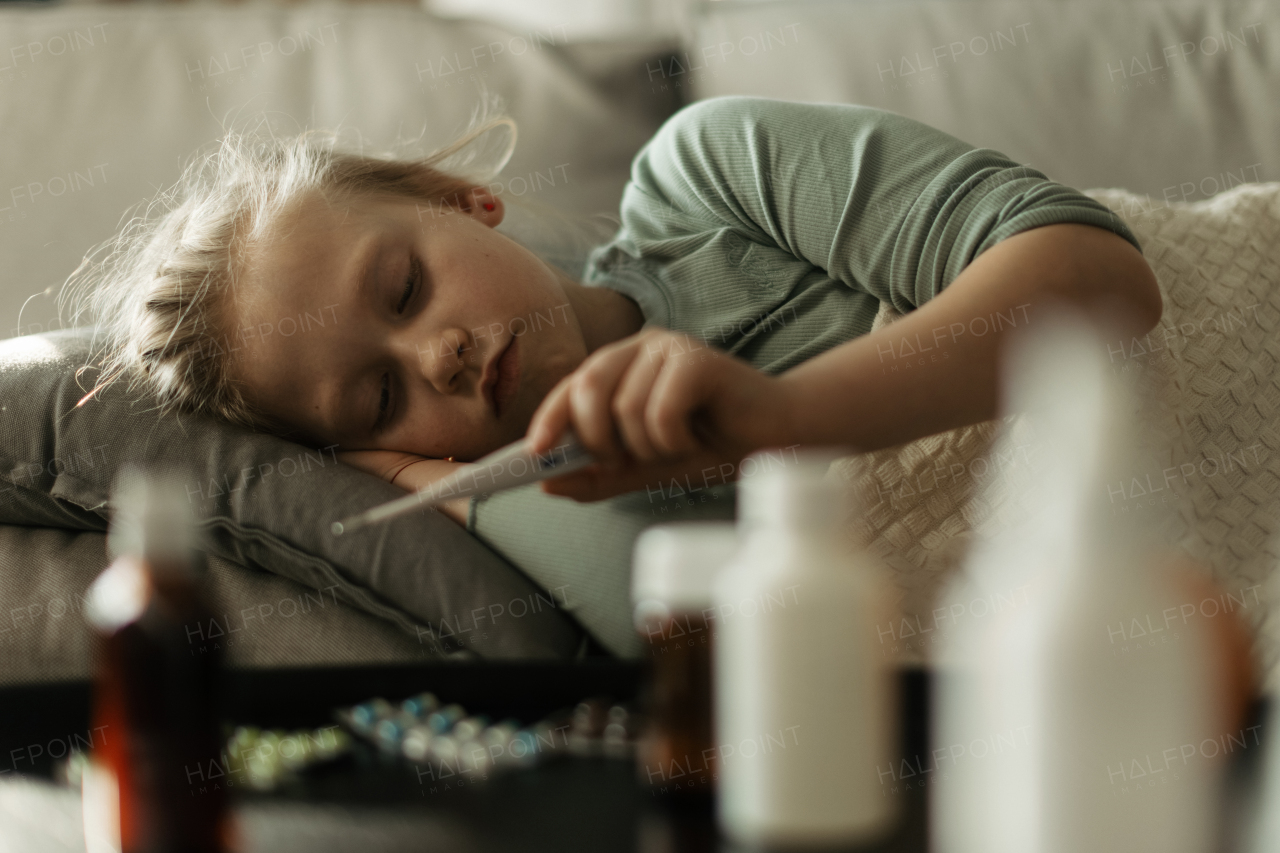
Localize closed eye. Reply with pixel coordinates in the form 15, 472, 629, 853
373, 372, 391, 433
397, 256, 421, 314
372, 256, 420, 435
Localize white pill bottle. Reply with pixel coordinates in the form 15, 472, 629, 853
931, 311, 1228, 853
713, 446, 900, 847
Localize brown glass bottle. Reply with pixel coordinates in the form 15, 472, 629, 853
631, 523, 740, 799
637, 607, 717, 797
84, 470, 234, 853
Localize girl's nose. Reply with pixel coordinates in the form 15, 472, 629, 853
407, 327, 474, 394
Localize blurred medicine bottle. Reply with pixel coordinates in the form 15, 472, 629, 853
631, 522, 740, 798
931, 312, 1248, 853
713, 447, 900, 848
82, 466, 236, 853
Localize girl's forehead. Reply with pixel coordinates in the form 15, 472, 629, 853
238, 189, 423, 303
267, 188, 413, 242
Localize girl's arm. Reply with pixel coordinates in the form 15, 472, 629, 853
776, 221, 1162, 450
336, 451, 472, 526
527, 221, 1161, 501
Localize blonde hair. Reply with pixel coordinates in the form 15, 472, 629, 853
60, 91, 609, 438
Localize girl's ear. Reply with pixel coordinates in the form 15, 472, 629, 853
464, 187, 504, 226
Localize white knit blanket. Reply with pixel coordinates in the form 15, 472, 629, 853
830, 182, 1280, 686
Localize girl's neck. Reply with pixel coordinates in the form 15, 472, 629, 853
557, 267, 646, 353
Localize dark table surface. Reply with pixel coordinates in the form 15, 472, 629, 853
0, 663, 1262, 853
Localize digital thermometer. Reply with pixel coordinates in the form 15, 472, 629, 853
330, 428, 593, 535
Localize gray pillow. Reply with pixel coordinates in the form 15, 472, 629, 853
0, 328, 589, 660
0, 526, 443, 687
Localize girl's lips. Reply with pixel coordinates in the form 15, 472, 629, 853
492, 334, 520, 418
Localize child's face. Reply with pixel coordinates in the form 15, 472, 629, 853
225, 187, 588, 461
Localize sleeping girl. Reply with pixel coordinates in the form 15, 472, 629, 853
66, 94, 1162, 529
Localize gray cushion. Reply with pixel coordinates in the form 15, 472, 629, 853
0, 328, 589, 660
0, 526, 442, 687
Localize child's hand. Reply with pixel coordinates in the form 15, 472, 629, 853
525, 327, 796, 502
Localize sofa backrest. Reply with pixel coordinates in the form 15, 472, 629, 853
686, 0, 1278, 199
0, 3, 676, 342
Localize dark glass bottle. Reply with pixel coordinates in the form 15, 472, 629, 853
631, 523, 740, 799
83, 467, 234, 853
637, 607, 717, 796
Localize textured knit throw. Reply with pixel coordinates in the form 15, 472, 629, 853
828, 182, 1280, 686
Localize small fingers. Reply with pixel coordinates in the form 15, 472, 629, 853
567, 353, 634, 465
527, 377, 573, 454
644, 339, 711, 457
612, 350, 663, 462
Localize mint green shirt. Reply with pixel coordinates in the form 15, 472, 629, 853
467, 95, 1142, 658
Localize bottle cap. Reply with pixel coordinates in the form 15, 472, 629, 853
631, 522, 740, 611
736, 446, 850, 532
106, 465, 198, 564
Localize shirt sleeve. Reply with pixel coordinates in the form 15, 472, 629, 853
599, 94, 1143, 317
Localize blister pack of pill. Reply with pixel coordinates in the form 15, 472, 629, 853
335, 692, 641, 784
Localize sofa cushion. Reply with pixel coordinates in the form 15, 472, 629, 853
0, 525, 444, 687
0, 327, 590, 660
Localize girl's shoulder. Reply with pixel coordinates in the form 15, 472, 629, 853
638, 95, 970, 184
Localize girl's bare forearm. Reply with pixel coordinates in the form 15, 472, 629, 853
777, 223, 1162, 452
391, 459, 472, 526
